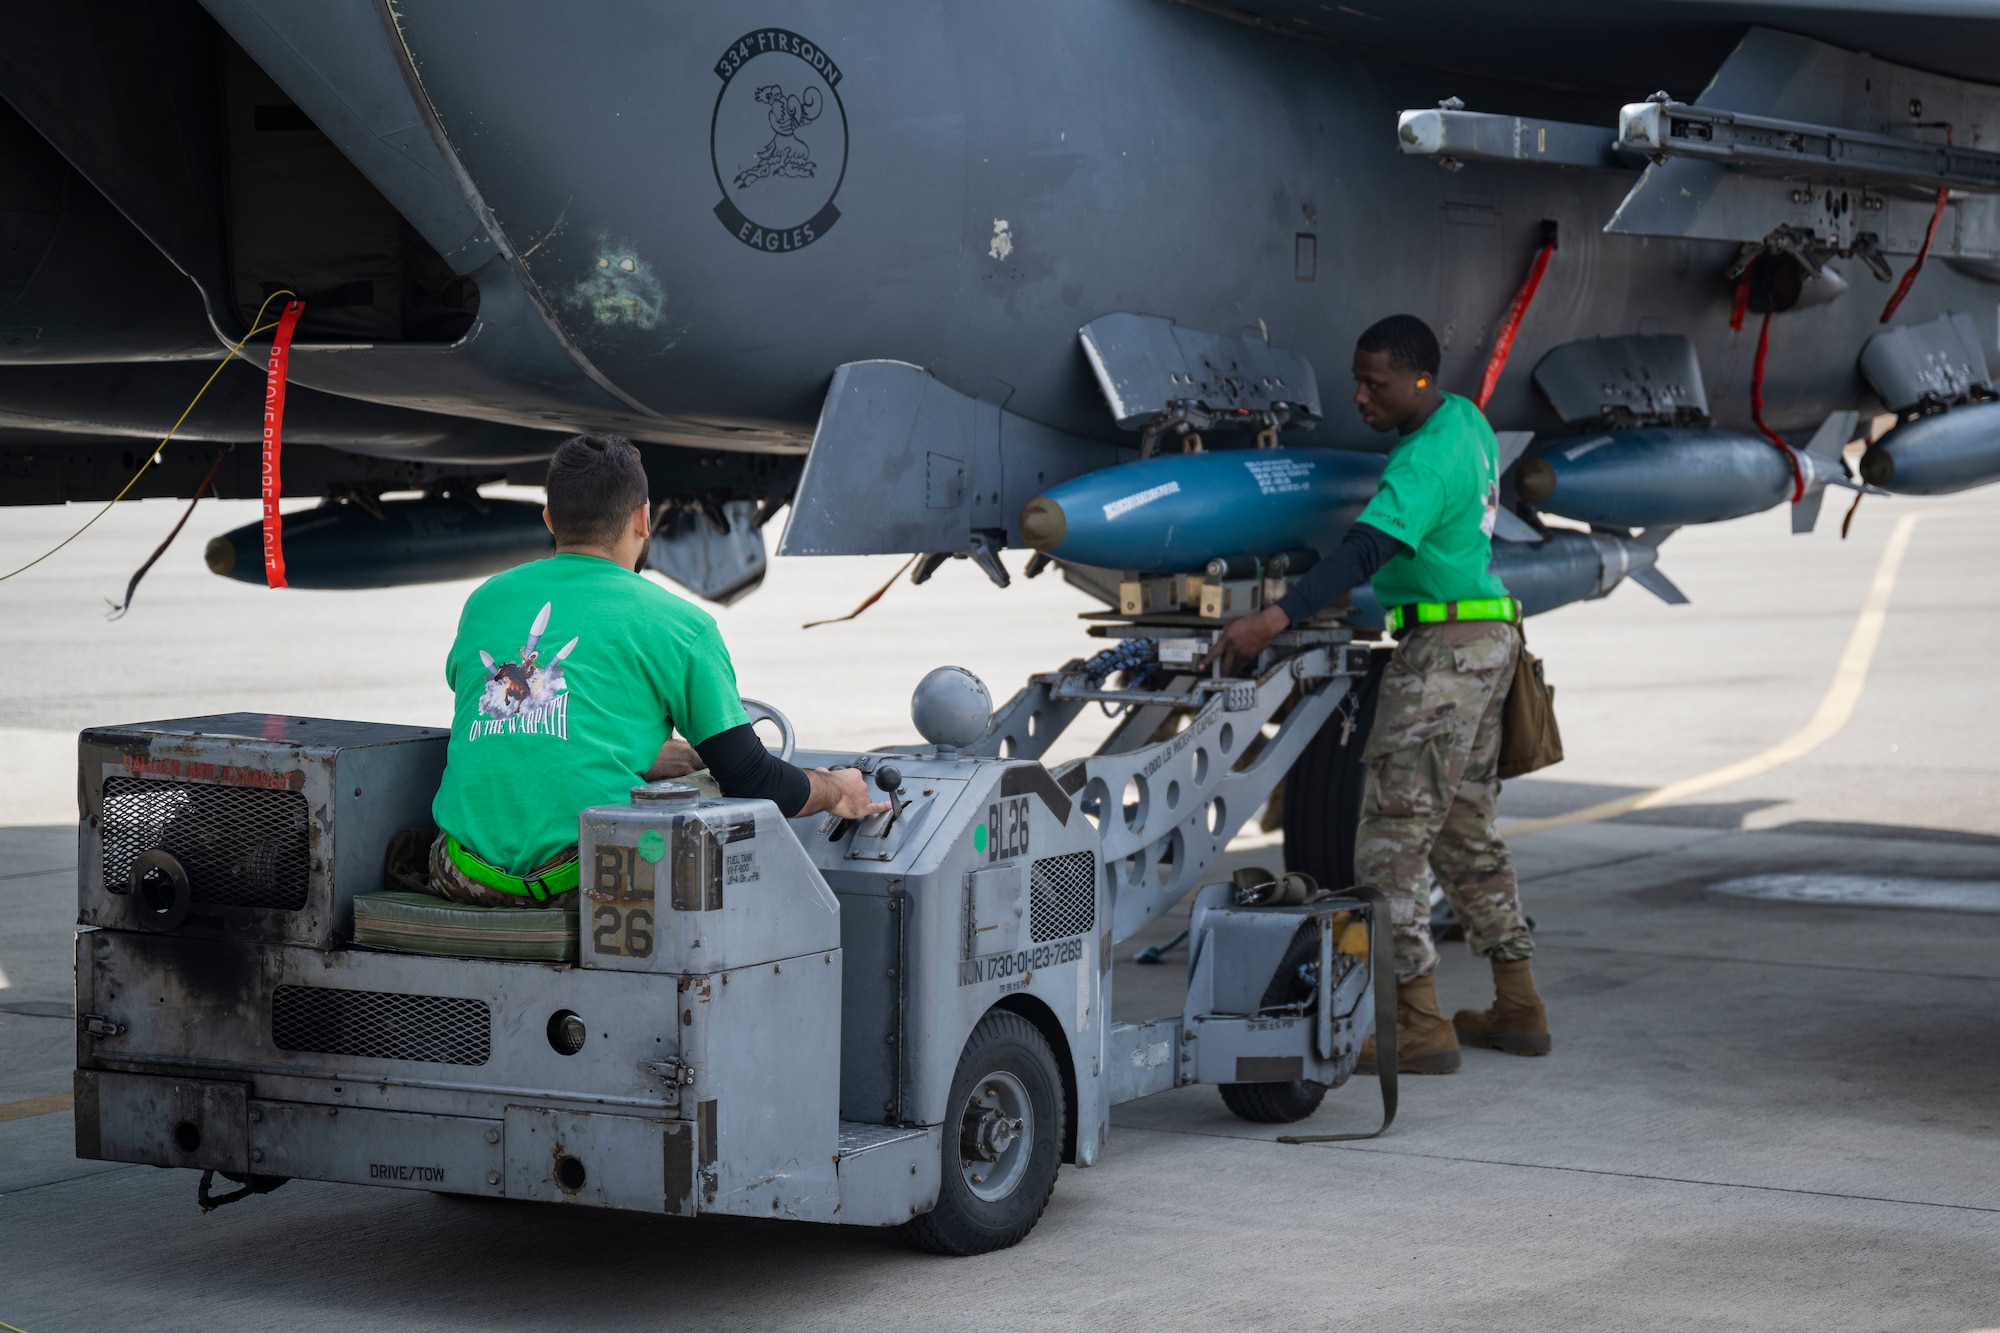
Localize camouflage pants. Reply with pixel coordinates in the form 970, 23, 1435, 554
425, 832, 579, 909
1354, 620, 1532, 983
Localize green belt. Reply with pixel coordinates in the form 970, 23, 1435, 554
1385, 597, 1521, 635
444, 835, 580, 902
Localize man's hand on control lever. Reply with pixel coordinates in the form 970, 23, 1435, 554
803, 766, 892, 820
1200, 604, 1291, 675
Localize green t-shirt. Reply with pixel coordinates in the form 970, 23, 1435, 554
431, 554, 750, 873
1358, 392, 1510, 607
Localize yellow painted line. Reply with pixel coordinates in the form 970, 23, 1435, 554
1508, 508, 1977, 838
0, 1092, 72, 1125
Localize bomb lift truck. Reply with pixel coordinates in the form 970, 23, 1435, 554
71, 617, 1390, 1254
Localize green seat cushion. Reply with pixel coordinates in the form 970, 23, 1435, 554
352, 891, 577, 962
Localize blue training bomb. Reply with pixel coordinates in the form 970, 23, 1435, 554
1017, 447, 1383, 572
1860, 401, 2000, 495
1514, 428, 1842, 528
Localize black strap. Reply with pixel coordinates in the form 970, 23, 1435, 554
1277, 885, 1398, 1143
197, 1169, 288, 1213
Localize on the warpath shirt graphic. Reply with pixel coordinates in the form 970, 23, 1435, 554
471, 602, 578, 740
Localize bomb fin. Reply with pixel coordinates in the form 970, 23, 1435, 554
1629, 526, 1689, 602
1494, 430, 1536, 473
1792, 410, 1862, 534
1791, 487, 1828, 534
1629, 565, 1690, 605
1492, 507, 1545, 544
1803, 411, 1860, 459
1491, 433, 1545, 542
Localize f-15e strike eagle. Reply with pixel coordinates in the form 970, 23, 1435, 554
5, 1, 2000, 616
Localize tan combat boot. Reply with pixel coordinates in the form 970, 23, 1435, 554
1356, 972, 1462, 1075
1452, 957, 1552, 1055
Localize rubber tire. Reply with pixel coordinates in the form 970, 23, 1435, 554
901, 1010, 1066, 1256
1219, 1078, 1328, 1123
1282, 647, 1391, 892
1216, 925, 1332, 1124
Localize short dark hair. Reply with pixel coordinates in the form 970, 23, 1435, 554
1356, 314, 1442, 377
545, 434, 648, 547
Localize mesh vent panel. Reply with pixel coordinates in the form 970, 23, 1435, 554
1029, 851, 1097, 942
101, 777, 310, 911
271, 986, 490, 1066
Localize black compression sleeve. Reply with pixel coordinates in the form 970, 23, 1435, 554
1274, 522, 1409, 626
694, 724, 813, 817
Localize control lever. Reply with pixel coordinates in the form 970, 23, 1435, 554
825, 759, 884, 842
854, 765, 905, 840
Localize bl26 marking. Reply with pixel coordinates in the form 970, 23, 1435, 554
988, 796, 1030, 862
589, 844, 655, 959
592, 905, 654, 958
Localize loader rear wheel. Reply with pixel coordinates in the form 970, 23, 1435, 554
1217, 925, 1333, 1124
901, 1010, 1065, 1256
1282, 648, 1390, 892
1219, 1079, 1328, 1123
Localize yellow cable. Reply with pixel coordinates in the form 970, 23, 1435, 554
0, 291, 297, 585
0, 1319, 33, 1333
1506, 506, 1979, 836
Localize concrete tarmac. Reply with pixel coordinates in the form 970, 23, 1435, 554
1, 494, 1997, 1331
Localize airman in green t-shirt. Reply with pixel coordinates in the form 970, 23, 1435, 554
425, 434, 886, 909
1206, 315, 1549, 1075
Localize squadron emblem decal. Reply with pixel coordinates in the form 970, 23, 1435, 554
711, 29, 847, 253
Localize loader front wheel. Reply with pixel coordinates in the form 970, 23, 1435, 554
901, 1010, 1065, 1256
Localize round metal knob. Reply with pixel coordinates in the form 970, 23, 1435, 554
911, 666, 991, 752
630, 781, 699, 804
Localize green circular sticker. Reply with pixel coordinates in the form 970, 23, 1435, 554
973, 823, 989, 854
637, 829, 667, 863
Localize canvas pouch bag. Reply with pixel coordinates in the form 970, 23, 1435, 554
1498, 626, 1563, 779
